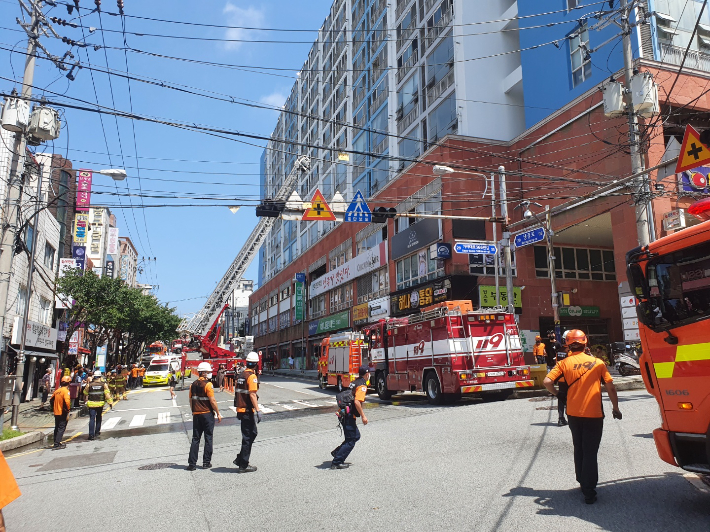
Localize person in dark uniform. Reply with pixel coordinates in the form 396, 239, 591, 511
187, 362, 222, 471
330, 366, 369, 470
233, 352, 262, 473
544, 329, 622, 504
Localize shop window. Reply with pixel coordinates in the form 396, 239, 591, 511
396, 249, 444, 290
534, 245, 616, 281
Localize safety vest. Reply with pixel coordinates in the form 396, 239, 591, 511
235, 368, 258, 411
190, 379, 212, 414
87, 381, 107, 405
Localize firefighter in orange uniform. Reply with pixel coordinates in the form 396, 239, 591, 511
51, 376, 72, 449
187, 362, 222, 470
331, 366, 369, 470
544, 330, 622, 504
233, 352, 261, 473
0, 449, 21, 532
533, 336, 546, 364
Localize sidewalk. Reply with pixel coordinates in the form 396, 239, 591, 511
267, 368, 319, 380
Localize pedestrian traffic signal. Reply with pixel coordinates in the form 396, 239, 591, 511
255, 200, 286, 218
371, 207, 397, 224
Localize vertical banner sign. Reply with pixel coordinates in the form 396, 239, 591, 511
76, 170, 93, 211
73, 214, 88, 244
72, 245, 86, 270
294, 282, 304, 322
105, 260, 115, 278
107, 227, 119, 255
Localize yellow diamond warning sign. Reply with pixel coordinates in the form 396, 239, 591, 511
676, 124, 710, 174
302, 189, 336, 221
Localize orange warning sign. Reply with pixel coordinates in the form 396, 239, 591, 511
676, 124, 710, 174
302, 189, 336, 221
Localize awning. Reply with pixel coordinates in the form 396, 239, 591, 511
6, 346, 58, 360
698, 23, 710, 34
699, 35, 710, 48
654, 12, 677, 24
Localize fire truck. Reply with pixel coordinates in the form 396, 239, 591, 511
317, 332, 371, 391
362, 300, 533, 404
626, 202, 710, 474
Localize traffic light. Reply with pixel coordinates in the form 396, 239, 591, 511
255, 200, 286, 218
372, 207, 397, 224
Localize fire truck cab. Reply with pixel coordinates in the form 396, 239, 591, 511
363, 300, 533, 404
317, 332, 371, 392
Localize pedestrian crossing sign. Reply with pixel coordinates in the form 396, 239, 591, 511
344, 190, 372, 223
676, 124, 710, 173
302, 189, 336, 221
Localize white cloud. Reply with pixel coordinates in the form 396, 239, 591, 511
222, 3, 265, 52
260, 91, 288, 109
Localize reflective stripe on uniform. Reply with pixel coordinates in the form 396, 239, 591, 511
192, 396, 210, 401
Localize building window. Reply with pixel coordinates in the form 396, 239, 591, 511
567, 0, 578, 10
44, 242, 55, 270
533, 245, 616, 281
426, 91, 457, 144
25, 223, 34, 253
329, 282, 353, 312
396, 249, 444, 290
356, 227, 385, 256
280, 286, 290, 300
357, 266, 389, 303
570, 25, 591, 87
309, 294, 326, 318
469, 250, 517, 277
16, 286, 28, 316
39, 297, 52, 324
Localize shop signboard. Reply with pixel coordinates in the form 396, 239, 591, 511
558, 306, 600, 318
72, 245, 86, 270
368, 296, 390, 320
478, 285, 522, 308
309, 310, 350, 336
11, 317, 58, 350
391, 218, 440, 260
309, 241, 387, 298
294, 282, 304, 321
353, 302, 369, 322
76, 170, 93, 212
107, 227, 120, 254
390, 277, 451, 317
73, 214, 89, 244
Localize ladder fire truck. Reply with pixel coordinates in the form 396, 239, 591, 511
179, 156, 310, 372
317, 332, 371, 392
363, 300, 533, 404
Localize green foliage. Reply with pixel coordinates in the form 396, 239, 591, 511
1, 429, 23, 441
56, 269, 181, 360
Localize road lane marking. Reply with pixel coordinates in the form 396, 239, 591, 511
129, 415, 146, 427
157, 412, 171, 424
272, 402, 297, 410
102, 417, 121, 430
292, 400, 319, 408
262, 383, 322, 396
172, 398, 177, 408
258, 404, 275, 413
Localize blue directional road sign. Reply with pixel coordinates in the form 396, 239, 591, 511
344, 190, 372, 222
295, 272, 306, 284
514, 227, 546, 248
454, 242, 497, 255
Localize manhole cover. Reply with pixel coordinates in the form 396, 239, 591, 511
536, 406, 557, 410
529, 397, 552, 402
138, 462, 177, 471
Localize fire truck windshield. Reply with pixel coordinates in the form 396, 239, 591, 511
633, 241, 710, 331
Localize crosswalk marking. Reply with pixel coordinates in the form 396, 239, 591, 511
292, 400, 319, 408
258, 404, 275, 414
273, 402, 296, 410
102, 417, 121, 430
130, 415, 146, 427
157, 412, 171, 424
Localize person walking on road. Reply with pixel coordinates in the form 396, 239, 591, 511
233, 352, 261, 473
39, 368, 52, 410
0, 449, 22, 532
51, 376, 72, 450
187, 362, 222, 471
330, 366, 369, 470
544, 329, 622, 504
169, 370, 177, 399
533, 336, 546, 365
83, 370, 114, 440
217, 365, 225, 392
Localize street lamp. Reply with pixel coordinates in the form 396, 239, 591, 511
97, 168, 127, 181
519, 200, 562, 344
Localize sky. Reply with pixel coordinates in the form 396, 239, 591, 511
0, 0, 334, 318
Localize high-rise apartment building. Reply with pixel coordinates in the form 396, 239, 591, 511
259, 0, 528, 283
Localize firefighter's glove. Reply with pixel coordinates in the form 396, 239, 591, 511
612, 409, 622, 420
256, 411, 262, 423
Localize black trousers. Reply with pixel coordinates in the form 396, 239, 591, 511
557, 382, 568, 420
53, 413, 68, 446
332, 415, 360, 465
236, 411, 258, 468
188, 413, 215, 466
88, 407, 104, 437
568, 415, 604, 497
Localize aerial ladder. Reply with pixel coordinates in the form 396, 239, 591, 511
179, 155, 310, 347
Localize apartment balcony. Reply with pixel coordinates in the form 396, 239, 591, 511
372, 136, 388, 155
423, 0, 439, 17
396, 0, 413, 20
353, 89, 366, 110
371, 87, 388, 111
426, 68, 454, 105
660, 42, 710, 72
397, 50, 419, 84
370, 0, 386, 26
354, 109, 367, 129
397, 25, 416, 52
397, 105, 419, 134
426, 9, 452, 48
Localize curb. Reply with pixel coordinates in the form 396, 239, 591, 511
0, 429, 48, 452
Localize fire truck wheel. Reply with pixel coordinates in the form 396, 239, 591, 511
376, 372, 392, 401
337, 377, 344, 393
318, 374, 328, 389
425, 372, 444, 405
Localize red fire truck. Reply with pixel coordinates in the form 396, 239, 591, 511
317, 332, 371, 391
363, 300, 533, 403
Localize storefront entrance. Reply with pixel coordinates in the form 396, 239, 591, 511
539, 317, 611, 349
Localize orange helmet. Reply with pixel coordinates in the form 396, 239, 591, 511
565, 329, 588, 346
61, 376, 72, 384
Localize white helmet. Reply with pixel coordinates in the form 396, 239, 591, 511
197, 362, 212, 373
94, 370, 102, 377
246, 352, 259, 364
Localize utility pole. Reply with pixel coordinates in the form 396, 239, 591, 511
498, 166, 515, 314
545, 206, 561, 343
621, 0, 653, 246
1, 0, 41, 428
490, 173, 500, 307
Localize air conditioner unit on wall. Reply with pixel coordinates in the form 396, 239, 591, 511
602, 81, 625, 118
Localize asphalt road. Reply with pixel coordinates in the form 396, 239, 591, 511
4, 376, 709, 531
